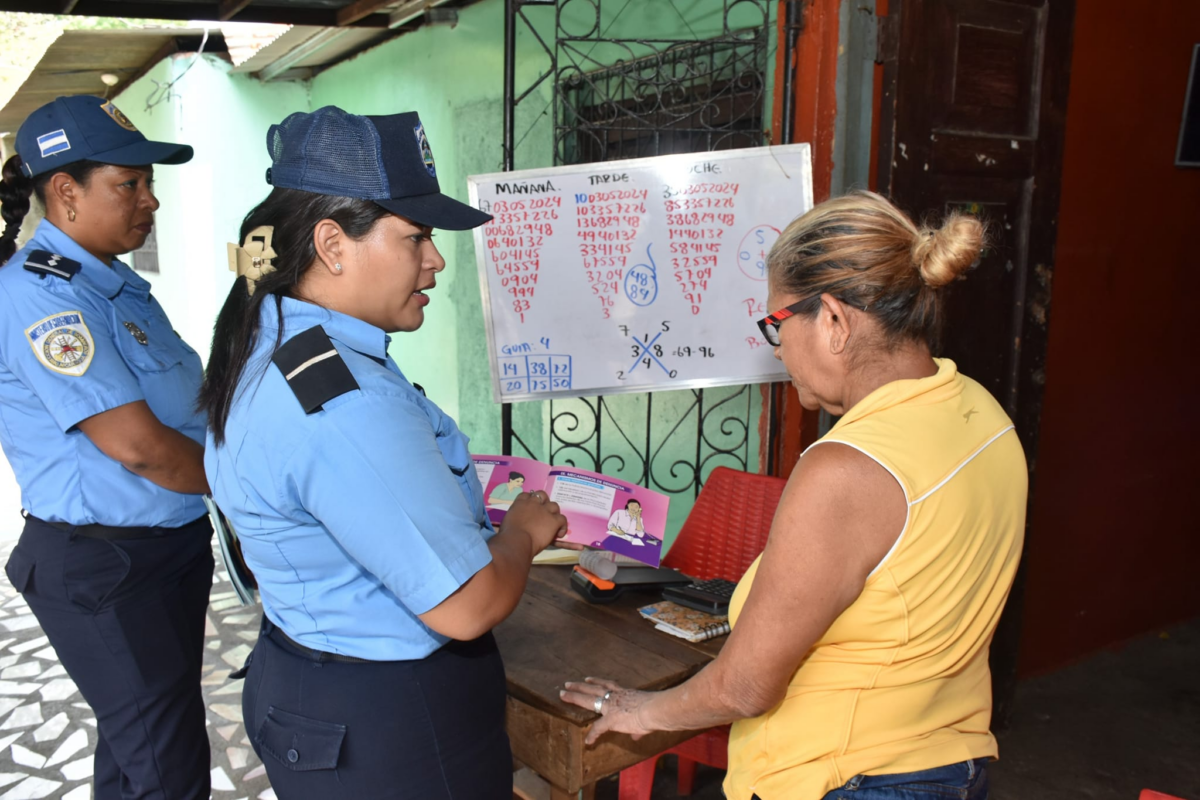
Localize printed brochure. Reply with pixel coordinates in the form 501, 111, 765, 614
473, 455, 668, 567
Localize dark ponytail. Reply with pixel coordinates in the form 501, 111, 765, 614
199, 187, 390, 445
1, 156, 104, 265
1, 156, 34, 264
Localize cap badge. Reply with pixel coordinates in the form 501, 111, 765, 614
36, 129, 71, 158
122, 321, 149, 345
414, 123, 436, 178
100, 101, 138, 132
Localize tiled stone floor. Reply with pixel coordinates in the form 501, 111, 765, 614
0, 540, 273, 799
2, 530, 1196, 800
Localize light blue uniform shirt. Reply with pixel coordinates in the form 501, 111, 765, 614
205, 297, 494, 661
0, 220, 206, 527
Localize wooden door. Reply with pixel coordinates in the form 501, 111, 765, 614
876, 0, 1076, 723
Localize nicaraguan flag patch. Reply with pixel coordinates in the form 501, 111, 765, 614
25, 311, 93, 377
36, 129, 71, 158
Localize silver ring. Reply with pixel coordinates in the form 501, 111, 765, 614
603, 691, 612, 702
593, 695, 604, 714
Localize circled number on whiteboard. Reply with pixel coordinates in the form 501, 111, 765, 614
624, 243, 659, 306
738, 225, 781, 281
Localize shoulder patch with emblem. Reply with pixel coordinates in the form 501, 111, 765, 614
271, 325, 359, 414
25, 311, 93, 377
23, 250, 81, 282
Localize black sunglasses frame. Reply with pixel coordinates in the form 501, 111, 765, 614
756, 300, 810, 347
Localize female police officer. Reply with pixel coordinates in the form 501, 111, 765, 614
200, 106, 569, 798
0, 96, 212, 798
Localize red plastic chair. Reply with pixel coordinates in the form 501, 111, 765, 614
1139, 791, 1189, 800
618, 466, 787, 799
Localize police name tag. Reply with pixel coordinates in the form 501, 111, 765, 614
25, 311, 94, 377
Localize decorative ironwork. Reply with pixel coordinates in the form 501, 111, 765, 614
546, 385, 753, 499
502, 0, 773, 509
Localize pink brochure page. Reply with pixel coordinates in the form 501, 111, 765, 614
546, 467, 667, 567
473, 455, 552, 529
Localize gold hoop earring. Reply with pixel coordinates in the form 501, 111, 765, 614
67, 209, 76, 222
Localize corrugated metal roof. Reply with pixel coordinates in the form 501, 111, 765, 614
0, 27, 218, 134
0, 1, 425, 28
0, 0, 483, 133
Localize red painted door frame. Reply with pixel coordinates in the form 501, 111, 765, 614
760, 0, 841, 477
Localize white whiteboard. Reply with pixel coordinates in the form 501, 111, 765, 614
468, 143, 813, 403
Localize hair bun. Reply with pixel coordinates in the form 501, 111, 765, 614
910, 213, 985, 289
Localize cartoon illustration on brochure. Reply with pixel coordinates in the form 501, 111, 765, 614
486, 470, 526, 507
473, 455, 667, 567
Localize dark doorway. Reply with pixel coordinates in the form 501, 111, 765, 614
876, 0, 1077, 723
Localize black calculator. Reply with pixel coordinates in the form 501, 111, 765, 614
662, 578, 739, 614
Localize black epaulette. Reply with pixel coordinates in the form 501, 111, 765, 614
24, 250, 81, 281
271, 325, 359, 414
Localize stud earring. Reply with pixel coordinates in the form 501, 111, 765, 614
67, 208, 76, 222
333, 263, 343, 273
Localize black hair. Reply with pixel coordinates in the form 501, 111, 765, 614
199, 187, 390, 445
508, 471, 526, 481
625, 499, 641, 509
0, 155, 104, 264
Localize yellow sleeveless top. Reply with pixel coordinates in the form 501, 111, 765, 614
723, 359, 1027, 800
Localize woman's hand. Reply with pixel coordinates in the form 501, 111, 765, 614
500, 490, 568, 554
560, 677, 658, 745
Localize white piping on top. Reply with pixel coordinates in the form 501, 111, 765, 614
285, 349, 338, 381
806, 439, 910, 579
909, 425, 1015, 504
803, 424, 1015, 577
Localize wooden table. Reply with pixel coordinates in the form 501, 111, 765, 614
495, 566, 724, 799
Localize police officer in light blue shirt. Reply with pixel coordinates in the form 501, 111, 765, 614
0, 96, 213, 798
201, 106, 571, 799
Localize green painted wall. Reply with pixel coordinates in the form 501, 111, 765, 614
116, 54, 309, 360
310, 0, 774, 544
79, 0, 775, 548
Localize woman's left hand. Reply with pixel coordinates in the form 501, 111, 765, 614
560, 677, 657, 745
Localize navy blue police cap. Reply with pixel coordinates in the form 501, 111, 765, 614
15, 95, 193, 178
265, 106, 490, 231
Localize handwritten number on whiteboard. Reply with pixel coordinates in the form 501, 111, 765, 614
624, 244, 659, 307
617, 370, 625, 380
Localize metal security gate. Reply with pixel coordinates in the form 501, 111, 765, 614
500, 0, 775, 518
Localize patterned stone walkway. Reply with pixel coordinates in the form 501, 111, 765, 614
0, 540, 273, 799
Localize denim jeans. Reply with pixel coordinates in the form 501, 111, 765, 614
747, 758, 990, 800
814, 758, 989, 800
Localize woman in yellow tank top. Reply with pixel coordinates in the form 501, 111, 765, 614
561, 191, 1027, 800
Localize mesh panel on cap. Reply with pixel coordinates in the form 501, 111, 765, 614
267, 108, 389, 199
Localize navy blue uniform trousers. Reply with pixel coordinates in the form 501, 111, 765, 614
242, 618, 513, 799
5, 516, 213, 800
